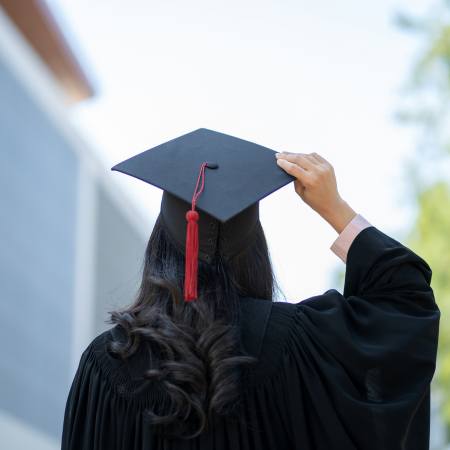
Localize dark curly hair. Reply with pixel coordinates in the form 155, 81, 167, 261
106, 214, 278, 439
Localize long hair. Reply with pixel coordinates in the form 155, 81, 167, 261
106, 214, 278, 439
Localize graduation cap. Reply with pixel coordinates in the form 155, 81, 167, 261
111, 128, 294, 302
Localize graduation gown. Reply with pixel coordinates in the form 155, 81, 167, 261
61, 225, 440, 450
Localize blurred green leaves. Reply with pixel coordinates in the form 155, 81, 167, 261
397, 0, 450, 436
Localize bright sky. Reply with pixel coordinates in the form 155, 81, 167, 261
48, 0, 430, 301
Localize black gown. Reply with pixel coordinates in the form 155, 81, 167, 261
61, 225, 440, 450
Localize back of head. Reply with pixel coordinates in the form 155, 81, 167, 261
106, 210, 277, 439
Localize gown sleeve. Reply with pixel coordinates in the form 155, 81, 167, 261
288, 225, 440, 450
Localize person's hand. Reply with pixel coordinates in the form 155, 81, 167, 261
275, 151, 357, 233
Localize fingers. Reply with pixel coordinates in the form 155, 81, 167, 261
276, 157, 308, 181
276, 151, 334, 187
310, 152, 330, 166
276, 152, 317, 171
309, 152, 322, 164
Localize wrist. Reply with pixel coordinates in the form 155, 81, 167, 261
321, 198, 357, 234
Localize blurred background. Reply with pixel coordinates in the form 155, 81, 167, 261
0, 0, 448, 448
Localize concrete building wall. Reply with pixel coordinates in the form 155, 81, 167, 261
93, 184, 148, 336
0, 7, 151, 449
0, 51, 79, 441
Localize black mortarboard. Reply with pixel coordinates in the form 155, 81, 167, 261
111, 128, 294, 301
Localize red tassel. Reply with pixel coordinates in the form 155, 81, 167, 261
184, 210, 199, 301
184, 162, 208, 302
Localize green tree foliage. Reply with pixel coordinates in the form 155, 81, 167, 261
396, 0, 450, 435
407, 182, 450, 396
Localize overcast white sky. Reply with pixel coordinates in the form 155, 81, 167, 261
48, 0, 430, 301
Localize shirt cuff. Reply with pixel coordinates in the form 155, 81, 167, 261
330, 214, 372, 263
